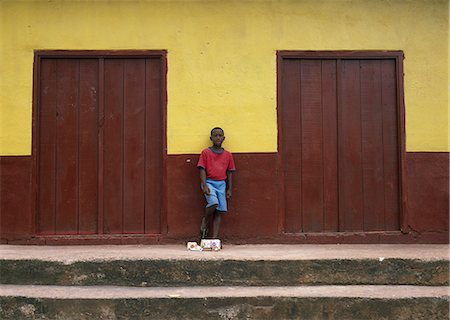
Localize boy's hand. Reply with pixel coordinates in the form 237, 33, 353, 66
202, 183, 210, 195
226, 189, 232, 198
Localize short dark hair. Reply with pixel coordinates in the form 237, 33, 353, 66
210, 127, 224, 135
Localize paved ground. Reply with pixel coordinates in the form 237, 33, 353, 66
0, 285, 448, 299
0, 244, 448, 263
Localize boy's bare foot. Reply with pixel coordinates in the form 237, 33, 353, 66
199, 227, 208, 242
201, 228, 208, 239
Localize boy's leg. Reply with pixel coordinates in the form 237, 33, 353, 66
212, 212, 222, 238
200, 204, 217, 239
211, 180, 227, 239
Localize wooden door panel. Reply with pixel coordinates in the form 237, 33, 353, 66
321, 60, 339, 232
39, 59, 100, 235
281, 59, 302, 233
360, 60, 385, 231
144, 58, 164, 233
55, 59, 79, 234
300, 60, 324, 232
103, 59, 125, 234
381, 60, 400, 231
281, 59, 340, 233
339, 60, 364, 231
123, 59, 146, 234
37, 54, 164, 236
78, 59, 99, 234
280, 55, 401, 233
38, 59, 58, 234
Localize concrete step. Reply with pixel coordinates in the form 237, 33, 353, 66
0, 285, 448, 319
1, 245, 448, 319
0, 244, 448, 287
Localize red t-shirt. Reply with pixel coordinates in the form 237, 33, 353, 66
197, 147, 236, 181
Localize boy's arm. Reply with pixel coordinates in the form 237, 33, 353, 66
226, 171, 233, 198
199, 168, 210, 195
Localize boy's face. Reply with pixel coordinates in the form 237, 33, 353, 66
210, 129, 225, 147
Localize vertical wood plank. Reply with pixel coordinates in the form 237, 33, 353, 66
145, 58, 163, 234
281, 59, 302, 233
55, 59, 79, 234
97, 58, 105, 234
300, 60, 324, 232
38, 59, 57, 234
338, 60, 364, 231
103, 59, 124, 234
123, 59, 146, 233
321, 60, 338, 232
381, 59, 400, 230
78, 59, 99, 234
360, 60, 385, 231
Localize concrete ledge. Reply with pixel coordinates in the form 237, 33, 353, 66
0, 258, 448, 287
1, 285, 448, 299
1, 244, 448, 262
0, 285, 448, 320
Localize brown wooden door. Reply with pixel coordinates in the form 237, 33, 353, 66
37, 54, 164, 235
279, 54, 402, 233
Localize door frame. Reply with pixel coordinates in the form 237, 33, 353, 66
31, 50, 168, 239
276, 50, 407, 234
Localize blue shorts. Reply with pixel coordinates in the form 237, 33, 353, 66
202, 179, 227, 212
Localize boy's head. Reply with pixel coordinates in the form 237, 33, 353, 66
210, 127, 225, 147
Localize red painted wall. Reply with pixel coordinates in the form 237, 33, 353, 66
1, 153, 448, 243
0, 157, 34, 241
405, 153, 449, 234
166, 154, 279, 239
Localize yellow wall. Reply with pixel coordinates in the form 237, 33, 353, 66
0, 0, 448, 155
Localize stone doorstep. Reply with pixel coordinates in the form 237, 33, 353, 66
0, 285, 449, 299
1, 244, 449, 263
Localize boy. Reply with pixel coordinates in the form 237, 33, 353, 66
197, 127, 236, 240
